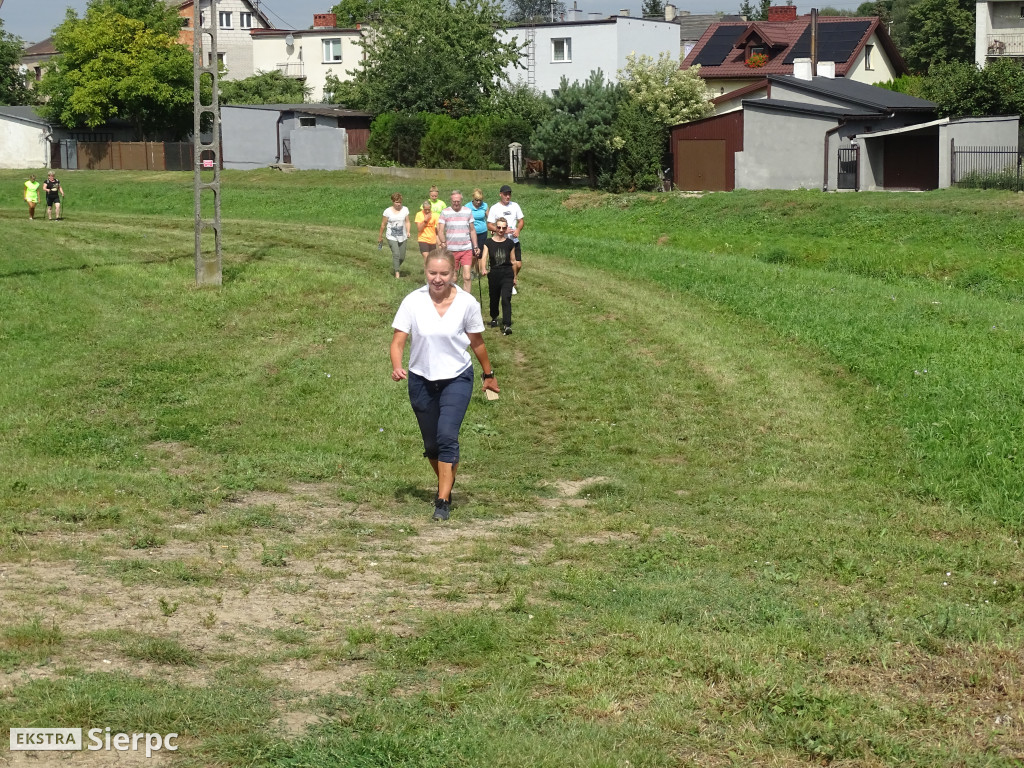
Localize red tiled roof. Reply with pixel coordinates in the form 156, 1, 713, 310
22, 37, 58, 56
681, 16, 905, 79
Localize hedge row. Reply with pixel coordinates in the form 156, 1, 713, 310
366, 112, 533, 169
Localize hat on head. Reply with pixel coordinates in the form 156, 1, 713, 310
499, 184, 512, 194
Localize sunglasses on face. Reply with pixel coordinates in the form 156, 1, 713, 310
497, 226, 508, 231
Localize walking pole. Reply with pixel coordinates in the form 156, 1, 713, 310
476, 245, 483, 305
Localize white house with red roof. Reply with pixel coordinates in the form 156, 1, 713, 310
681, 6, 906, 105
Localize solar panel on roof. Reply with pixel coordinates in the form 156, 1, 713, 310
693, 26, 743, 66
784, 20, 868, 64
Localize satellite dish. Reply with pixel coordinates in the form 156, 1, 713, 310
285, 34, 294, 47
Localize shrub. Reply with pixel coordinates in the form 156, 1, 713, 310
366, 112, 428, 166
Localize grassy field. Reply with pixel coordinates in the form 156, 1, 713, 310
0, 170, 1021, 766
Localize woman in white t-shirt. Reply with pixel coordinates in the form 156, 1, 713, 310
390, 252, 500, 521
378, 192, 410, 279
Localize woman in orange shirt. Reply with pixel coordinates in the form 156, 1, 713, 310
414, 199, 439, 261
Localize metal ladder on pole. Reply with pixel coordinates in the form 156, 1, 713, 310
525, 25, 536, 89
193, 0, 222, 286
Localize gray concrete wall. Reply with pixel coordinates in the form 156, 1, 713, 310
859, 137, 885, 190
735, 108, 839, 189
289, 126, 347, 171
351, 166, 514, 184
940, 115, 1020, 187
221, 107, 281, 170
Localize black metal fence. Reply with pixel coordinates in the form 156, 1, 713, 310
837, 146, 859, 190
951, 144, 1022, 191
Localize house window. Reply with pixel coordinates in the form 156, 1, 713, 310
864, 43, 874, 70
239, 12, 253, 29
300, 117, 316, 127
219, 11, 231, 28
1020, 5, 1024, 17
552, 38, 571, 62
323, 38, 342, 62
34, 66, 42, 82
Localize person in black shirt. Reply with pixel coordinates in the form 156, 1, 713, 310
43, 172, 64, 221
479, 217, 518, 335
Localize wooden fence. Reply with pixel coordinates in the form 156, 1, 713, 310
52, 141, 195, 171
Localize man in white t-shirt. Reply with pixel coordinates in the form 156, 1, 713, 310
486, 184, 524, 287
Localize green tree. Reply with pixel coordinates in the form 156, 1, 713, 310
39, 3, 193, 138
901, 0, 975, 73
642, 0, 665, 17
742, 0, 772, 20
917, 58, 1024, 117
484, 82, 549, 158
855, 0, 892, 24
220, 71, 311, 105
345, 0, 524, 117
329, 0, 380, 26
603, 99, 663, 192
0, 19, 34, 106
95, 0, 183, 35
505, 0, 566, 23
323, 71, 363, 107
531, 71, 622, 187
618, 52, 713, 128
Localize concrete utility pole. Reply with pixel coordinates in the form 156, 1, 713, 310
193, 0, 222, 286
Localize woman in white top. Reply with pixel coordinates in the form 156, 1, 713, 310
390, 252, 500, 521
378, 192, 410, 279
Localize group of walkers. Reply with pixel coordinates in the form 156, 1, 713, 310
379, 184, 524, 335
387, 183, 526, 522
23, 172, 65, 221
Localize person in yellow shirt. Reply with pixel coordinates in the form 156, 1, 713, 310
428, 185, 445, 216
415, 199, 439, 261
24, 175, 40, 220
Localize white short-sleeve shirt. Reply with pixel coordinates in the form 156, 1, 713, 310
487, 201, 524, 237
392, 285, 485, 380
382, 206, 409, 242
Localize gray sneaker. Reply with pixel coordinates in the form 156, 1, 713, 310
433, 498, 450, 521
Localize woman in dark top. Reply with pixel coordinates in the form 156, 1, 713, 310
478, 217, 517, 336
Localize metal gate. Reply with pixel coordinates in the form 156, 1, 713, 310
837, 145, 858, 190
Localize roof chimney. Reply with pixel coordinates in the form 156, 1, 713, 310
313, 13, 337, 29
793, 57, 812, 80
619, 8, 630, 16
767, 5, 798, 21
665, 3, 676, 20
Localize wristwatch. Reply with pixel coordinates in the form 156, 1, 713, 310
482, 371, 495, 379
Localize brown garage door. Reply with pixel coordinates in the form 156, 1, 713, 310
884, 134, 939, 190
676, 139, 728, 191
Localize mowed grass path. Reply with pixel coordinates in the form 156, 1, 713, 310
0, 172, 1021, 766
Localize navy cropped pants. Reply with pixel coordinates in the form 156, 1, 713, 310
408, 367, 473, 464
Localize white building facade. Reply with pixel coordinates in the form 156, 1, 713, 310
250, 23, 364, 102
975, 0, 1024, 65
500, 14, 680, 95
179, 0, 271, 81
